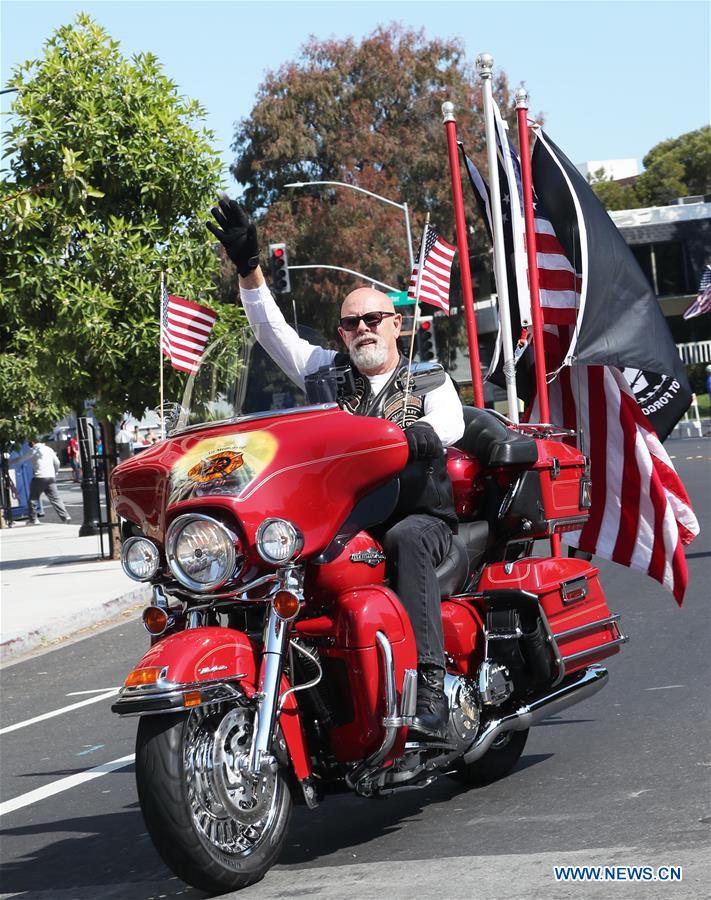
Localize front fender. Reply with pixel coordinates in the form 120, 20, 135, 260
112, 626, 258, 716
112, 626, 312, 780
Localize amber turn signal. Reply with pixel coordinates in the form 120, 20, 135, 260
142, 606, 169, 635
273, 589, 300, 620
183, 690, 202, 707
125, 666, 164, 688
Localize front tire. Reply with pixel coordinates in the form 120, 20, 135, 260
135, 705, 292, 895
452, 728, 529, 786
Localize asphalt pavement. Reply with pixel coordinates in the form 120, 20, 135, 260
0, 441, 709, 898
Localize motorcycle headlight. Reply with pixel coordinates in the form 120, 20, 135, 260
166, 514, 237, 592
121, 537, 160, 582
256, 518, 304, 565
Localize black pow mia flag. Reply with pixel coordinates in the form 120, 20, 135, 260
530, 129, 691, 436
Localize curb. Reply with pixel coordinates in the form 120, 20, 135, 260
0, 585, 151, 665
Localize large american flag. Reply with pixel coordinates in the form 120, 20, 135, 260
525, 181, 698, 604
407, 228, 456, 314
161, 286, 218, 374
462, 122, 698, 604
682, 264, 711, 320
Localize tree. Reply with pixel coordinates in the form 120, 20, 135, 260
230, 25, 523, 366
589, 166, 639, 211
635, 127, 711, 207
1, 14, 234, 441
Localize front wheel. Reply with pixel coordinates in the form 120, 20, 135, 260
452, 728, 529, 786
135, 704, 292, 895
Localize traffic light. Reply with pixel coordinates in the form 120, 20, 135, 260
268, 243, 291, 294
416, 316, 438, 362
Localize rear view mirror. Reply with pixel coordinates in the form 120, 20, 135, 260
396, 362, 446, 396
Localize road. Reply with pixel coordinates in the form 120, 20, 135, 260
1, 440, 709, 899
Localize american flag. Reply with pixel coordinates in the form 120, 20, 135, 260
462, 124, 698, 604
682, 264, 711, 319
407, 228, 456, 314
526, 146, 698, 605
161, 285, 218, 374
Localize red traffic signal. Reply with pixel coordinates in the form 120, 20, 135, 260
268, 243, 291, 294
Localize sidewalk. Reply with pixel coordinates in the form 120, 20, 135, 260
0, 520, 149, 664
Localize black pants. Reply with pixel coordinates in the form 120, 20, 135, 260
382, 514, 452, 669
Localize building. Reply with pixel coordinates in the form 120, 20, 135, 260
576, 158, 639, 182
609, 198, 711, 361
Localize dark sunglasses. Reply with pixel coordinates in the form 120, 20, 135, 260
339, 311, 396, 331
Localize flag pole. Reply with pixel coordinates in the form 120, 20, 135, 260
441, 102, 485, 408
476, 53, 519, 422
159, 272, 165, 440
515, 89, 551, 426
515, 91, 561, 557
402, 213, 430, 427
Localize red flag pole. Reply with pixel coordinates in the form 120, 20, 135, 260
442, 101, 485, 408
514, 90, 550, 425
515, 90, 561, 556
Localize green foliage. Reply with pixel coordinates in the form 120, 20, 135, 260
0, 14, 234, 438
636, 127, 711, 207
589, 167, 639, 211
230, 25, 524, 358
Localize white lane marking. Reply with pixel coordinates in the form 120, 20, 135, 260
0, 688, 118, 735
77, 744, 105, 756
0, 753, 135, 817
66, 688, 120, 696
644, 684, 684, 691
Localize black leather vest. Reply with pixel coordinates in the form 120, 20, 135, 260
334, 353, 458, 531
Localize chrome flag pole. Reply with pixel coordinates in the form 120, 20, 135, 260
515, 88, 551, 426
441, 101, 485, 407
476, 53, 519, 422
402, 213, 430, 427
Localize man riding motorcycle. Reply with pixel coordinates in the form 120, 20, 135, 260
207, 195, 465, 738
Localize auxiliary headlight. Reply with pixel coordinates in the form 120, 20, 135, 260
121, 537, 160, 582
166, 514, 237, 593
256, 518, 304, 565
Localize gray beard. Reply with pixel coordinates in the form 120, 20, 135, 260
350, 337, 389, 371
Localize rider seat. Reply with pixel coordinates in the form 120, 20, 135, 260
456, 406, 538, 467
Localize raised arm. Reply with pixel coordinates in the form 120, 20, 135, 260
207, 196, 334, 386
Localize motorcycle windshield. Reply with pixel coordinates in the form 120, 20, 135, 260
174, 322, 345, 433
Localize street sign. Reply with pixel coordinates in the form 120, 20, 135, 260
386, 291, 412, 307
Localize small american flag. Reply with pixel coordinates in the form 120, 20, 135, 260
407, 228, 456, 314
682, 265, 711, 320
161, 285, 218, 374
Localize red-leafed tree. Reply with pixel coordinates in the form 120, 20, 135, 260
228, 26, 525, 366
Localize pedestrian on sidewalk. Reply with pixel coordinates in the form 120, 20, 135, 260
66, 432, 81, 482
116, 421, 132, 461
9, 438, 72, 525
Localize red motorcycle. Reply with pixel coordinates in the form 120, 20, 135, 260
111, 326, 627, 894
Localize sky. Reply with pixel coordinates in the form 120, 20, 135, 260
2, 0, 710, 191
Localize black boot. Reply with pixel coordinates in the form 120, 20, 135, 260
409, 664, 448, 741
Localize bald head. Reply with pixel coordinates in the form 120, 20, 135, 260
340, 287, 395, 318
337, 286, 402, 375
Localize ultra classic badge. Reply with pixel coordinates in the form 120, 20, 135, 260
350, 548, 386, 567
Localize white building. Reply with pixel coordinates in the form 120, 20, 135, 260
576, 158, 639, 181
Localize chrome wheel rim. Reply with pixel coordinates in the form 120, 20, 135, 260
184, 704, 281, 856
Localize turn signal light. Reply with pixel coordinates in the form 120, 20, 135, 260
273, 589, 300, 620
183, 690, 202, 707
125, 666, 164, 688
142, 606, 169, 635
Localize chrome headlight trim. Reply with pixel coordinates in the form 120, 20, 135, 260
121, 536, 161, 582
166, 513, 237, 593
255, 517, 304, 565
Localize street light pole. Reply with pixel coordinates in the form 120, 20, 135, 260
285, 180, 415, 271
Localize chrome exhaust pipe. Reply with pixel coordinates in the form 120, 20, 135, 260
462, 665, 608, 765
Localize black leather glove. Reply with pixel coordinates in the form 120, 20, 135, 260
405, 421, 443, 461
206, 195, 260, 277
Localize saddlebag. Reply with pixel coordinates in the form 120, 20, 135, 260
478, 557, 627, 677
